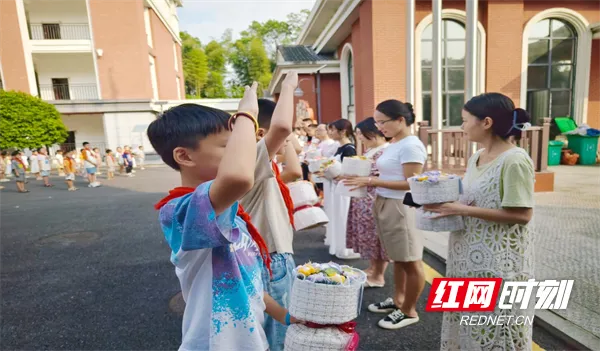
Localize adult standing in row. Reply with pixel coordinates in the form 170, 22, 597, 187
346, 100, 426, 330
315, 123, 339, 158
345, 117, 389, 287
325, 119, 359, 259
426, 93, 535, 350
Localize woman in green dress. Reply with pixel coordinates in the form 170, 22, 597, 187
425, 93, 535, 350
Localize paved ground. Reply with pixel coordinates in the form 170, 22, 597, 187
0, 168, 571, 350
423, 164, 600, 348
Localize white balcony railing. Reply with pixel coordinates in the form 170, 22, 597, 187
29, 23, 90, 40
39, 84, 99, 101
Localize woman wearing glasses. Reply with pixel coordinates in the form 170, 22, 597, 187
344, 99, 427, 330
424, 93, 535, 350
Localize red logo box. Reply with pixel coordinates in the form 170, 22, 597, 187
426, 278, 503, 312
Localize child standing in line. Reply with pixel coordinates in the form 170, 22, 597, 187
239, 72, 299, 351
30, 149, 41, 180
115, 146, 125, 175
136, 145, 146, 170
93, 147, 103, 175
55, 150, 65, 176
38, 147, 54, 187
3, 151, 12, 179
105, 149, 116, 180
122, 146, 134, 177
148, 82, 300, 351
11, 151, 28, 193
20, 151, 29, 176
0, 151, 7, 183
64, 150, 78, 191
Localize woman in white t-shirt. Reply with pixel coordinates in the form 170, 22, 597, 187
345, 100, 427, 330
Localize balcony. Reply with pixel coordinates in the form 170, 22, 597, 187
39, 83, 99, 101
29, 23, 92, 53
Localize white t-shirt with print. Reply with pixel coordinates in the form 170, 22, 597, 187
376, 135, 427, 199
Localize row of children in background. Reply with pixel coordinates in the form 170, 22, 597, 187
0, 145, 146, 192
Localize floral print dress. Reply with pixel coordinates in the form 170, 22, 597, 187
346, 143, 389, 260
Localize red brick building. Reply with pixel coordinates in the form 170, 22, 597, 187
269, 0, 599, 130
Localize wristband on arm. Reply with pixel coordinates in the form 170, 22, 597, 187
228, 112, 258, 133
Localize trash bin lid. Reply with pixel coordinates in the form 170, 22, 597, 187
554, 117, 577, 134
549, 140, 564, 146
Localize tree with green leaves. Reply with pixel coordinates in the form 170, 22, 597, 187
180, 31, 208, 98
229, 36, 272, 96
0, 90, 68, 149
203, 40, 228, 98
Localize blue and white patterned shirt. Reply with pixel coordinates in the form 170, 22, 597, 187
159, 181, 267, 351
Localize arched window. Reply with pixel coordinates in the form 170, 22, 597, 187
421, 19, 466, 127
526, 18, 577, 124
340, 44, 355, 124
347, 51, 355, 123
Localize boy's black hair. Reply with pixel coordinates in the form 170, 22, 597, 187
147, 103, 230, 170
83, 142, 89, 146
257, 98, 276, 130
11, 150, 20, 157
1, 150, 7, 156
106, 149, 112, 154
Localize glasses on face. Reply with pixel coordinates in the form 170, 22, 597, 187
374, 119, 394, 127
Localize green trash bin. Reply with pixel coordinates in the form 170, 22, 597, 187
548, 141, 564, 166
566, 135, 599, 165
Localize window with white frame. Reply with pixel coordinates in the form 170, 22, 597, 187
526, 18, 577, 124
421, 20, 466, 127
176, 77, 181, 99
144, 8, 153, 48
173, 42, 178, 71
347, 51, 355, 122
149, 55, 159, 100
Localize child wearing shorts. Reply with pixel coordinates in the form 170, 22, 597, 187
11, 151, 28, 193
64, 150, 78, 191
149, 82, 301, 351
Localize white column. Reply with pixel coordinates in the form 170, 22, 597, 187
406, 0, 416, 104
465, 0, 478, 100
432, 0, 443, 164
15, 0, 38, 96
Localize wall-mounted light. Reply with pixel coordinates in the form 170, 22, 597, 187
96, 49, 103, 57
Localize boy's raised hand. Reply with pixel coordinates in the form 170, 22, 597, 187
282, 70, 298, 89
238, 81, 259, 118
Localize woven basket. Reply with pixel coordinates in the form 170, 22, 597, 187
408, 177, 460, 204
306, 149, 322, 161
341, 158, 371, 177
309, 159, 328, 173
335, 181, 367, 198
284, 324, 353, 351
289, 181, 319, 208
289, 267, 366, 324
323, 161, 342, 179
415, 209, 465, 232
295, 206, 329, 231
